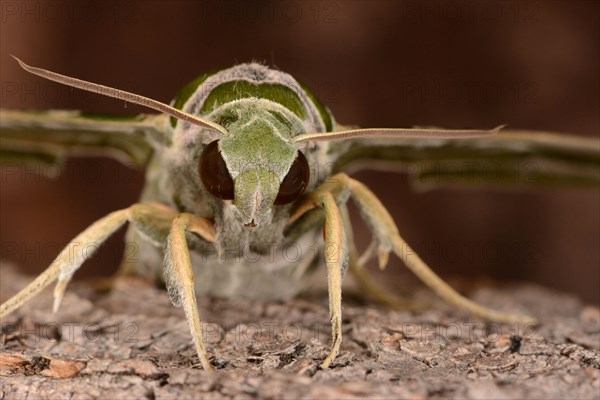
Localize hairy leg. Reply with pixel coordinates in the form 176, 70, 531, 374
0, 202, 218, 373
288, 173, 536, 367
339, 204, 424, 310
164, 213, 216, 372
1, 209, 130, 317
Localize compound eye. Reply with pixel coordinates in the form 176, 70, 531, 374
199, 140, 234, 200
274, 150, 309, 205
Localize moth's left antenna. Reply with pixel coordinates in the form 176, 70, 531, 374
11, 55, 227, 134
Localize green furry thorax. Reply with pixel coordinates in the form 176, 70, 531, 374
169, 63, 334, 134
201, 80, 306, 121
169, 71, 212, 128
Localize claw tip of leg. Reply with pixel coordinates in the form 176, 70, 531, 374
377, 252, 389, 270
52, 297, 63, 313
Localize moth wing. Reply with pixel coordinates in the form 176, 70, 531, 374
324, 127, 600, 188
0, 109, 167, 167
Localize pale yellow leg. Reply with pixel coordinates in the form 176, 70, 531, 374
1, 202, 218, 371
346, 176, 536, 324
0, 203, 188, 320
164, 213, 215, 372
0, 200, 220, 376
339, 204, 423, 310
1, 209, 130, 319
304, 191, 346, 369
347, 250, 429, 311
289, 174, 536, 368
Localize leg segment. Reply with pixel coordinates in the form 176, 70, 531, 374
347, 176, 536, 324
0, 202, 184, 318
340, 204, 423, 310
289, 173, 536, 367
0, 203, 218, 373
164, 213, 215, 372
307, 191, 347, 369
1, 209, 130, 318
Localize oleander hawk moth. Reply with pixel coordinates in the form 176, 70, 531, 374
1, 57, 598, 371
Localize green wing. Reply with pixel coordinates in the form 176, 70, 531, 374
0, 109, 168, 166
3, 110, 598, 188
329, 126, 600, 188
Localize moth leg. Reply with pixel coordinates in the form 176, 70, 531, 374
349, 248, 429, 311
1, 203, 217, 372
347, 174, 536, 324
164, 213, 215, 372
356, 241, 378, 269
70, 202, 181, 293
303, 191, 347, 369
0, 202, 181, 318
292, 173, 536, 324
0, 209, 130, 318
339, 204, 424, 310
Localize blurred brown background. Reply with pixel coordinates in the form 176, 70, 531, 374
1, 1, 598, 305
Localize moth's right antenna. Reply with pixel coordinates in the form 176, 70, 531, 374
12, 55, 227, 134
294, 126, 504, 143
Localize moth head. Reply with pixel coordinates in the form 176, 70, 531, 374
9, 57, 311, 229
199, 107, 309, 228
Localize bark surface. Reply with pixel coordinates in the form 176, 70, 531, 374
1, 265, 598, 399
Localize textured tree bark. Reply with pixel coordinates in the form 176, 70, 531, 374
1, 264, 598, 399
